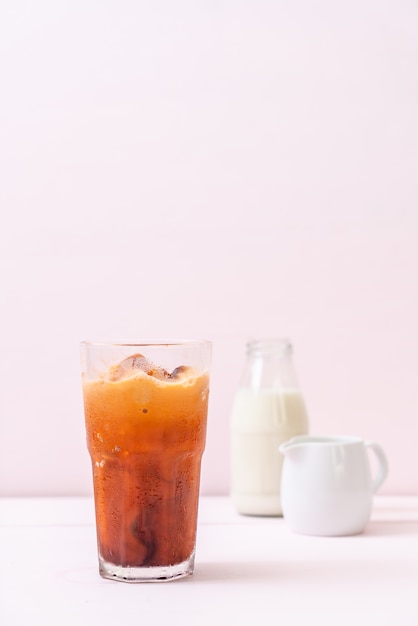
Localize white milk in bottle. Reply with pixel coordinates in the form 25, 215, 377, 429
230, 339, 309, 516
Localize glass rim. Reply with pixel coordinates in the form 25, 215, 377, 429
80, 339, 212, 348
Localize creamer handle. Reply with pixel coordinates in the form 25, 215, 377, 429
365, 441, 389, 493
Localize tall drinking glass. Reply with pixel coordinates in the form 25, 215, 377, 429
81, 340, 211, 582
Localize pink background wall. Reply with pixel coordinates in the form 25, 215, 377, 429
1, 0, 417, 496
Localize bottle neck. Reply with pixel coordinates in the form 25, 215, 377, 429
241, 338, 298, 389
246, 338, 292, 359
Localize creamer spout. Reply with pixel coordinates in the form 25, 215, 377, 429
279, 435, 309, 456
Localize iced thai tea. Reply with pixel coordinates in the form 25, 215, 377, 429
81, 341, 211, 582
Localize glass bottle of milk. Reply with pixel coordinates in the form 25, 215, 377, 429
230, 338, 309, 516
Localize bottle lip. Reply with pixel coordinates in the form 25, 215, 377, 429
246, 338, 293, 355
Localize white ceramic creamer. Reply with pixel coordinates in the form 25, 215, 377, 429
230, 339, 309, 516
279, 435, 389, 535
